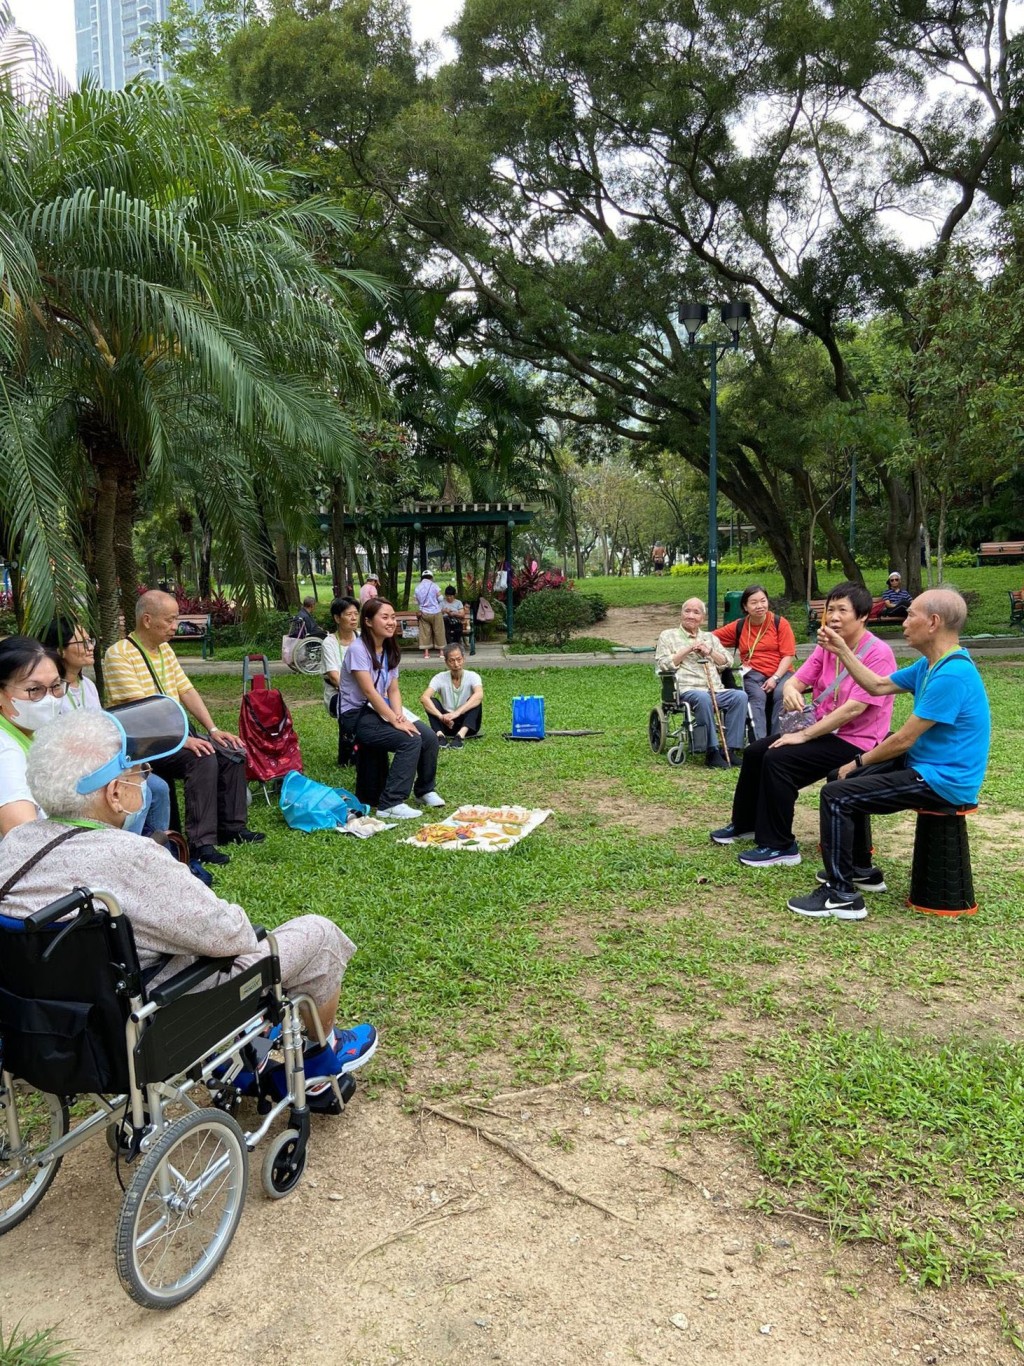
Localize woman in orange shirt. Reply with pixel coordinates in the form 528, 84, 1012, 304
712, 585, 797, 739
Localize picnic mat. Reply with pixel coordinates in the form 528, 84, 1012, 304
401, 804, 552, 852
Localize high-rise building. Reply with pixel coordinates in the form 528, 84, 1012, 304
74, 0, 204, 90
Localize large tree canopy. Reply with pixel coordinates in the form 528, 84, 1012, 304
214, 0, 1021, 594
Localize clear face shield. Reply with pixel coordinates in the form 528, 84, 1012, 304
75, 696, 189, 795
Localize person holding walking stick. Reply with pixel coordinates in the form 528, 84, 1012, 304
654, 599, 748, 768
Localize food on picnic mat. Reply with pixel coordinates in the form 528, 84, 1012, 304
412, 824, 460, 843
452, 805, 532, 826
404, 806, 553, 852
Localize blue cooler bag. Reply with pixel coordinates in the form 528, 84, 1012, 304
511, 694, 546, 739
280, 770, 368, 832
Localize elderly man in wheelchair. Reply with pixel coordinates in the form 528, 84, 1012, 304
652, 598, 751, 768
0, 703, 376, 1308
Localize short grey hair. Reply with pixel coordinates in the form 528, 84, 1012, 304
682, 597, 707, 615
136, 589, 175, 625
27, 712, 122, 819
916, 588, 968, 633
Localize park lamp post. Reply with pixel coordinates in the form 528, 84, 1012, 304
678, 300, 751, 628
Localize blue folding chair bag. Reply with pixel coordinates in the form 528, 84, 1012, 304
511, 695, 545, 739
279, 770, 368, 832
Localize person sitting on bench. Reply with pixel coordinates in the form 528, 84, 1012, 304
879, 571, 913, 616
786, 589, 991, 922
421, 644, 483, 747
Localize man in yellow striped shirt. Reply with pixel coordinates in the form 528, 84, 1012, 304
104, 591, 263, 866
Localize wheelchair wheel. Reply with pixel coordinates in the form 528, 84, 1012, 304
261, 1128, 307, 1200
0, 1082, 68, 1236
666, 743, 687, 766
115, 1107, 248, 1309
649, 707, 668, 755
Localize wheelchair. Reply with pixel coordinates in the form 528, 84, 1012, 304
649, 671, 756, 765
0, 887, 353, 1309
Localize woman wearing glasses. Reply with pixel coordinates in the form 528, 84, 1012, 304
41, 618, 171, 837
0, 635, 66, 836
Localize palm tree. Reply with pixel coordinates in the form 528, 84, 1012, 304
0, 25, 385, 639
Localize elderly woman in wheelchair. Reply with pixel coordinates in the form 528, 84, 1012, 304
0, 705, 376, 1308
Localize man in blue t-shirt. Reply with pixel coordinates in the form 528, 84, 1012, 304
786, 589, 991, 922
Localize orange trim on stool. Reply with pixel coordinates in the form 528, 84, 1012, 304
916, 806, 978, 817
906, 897, 978, 918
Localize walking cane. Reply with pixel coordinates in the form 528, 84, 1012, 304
701, 656, 731, 765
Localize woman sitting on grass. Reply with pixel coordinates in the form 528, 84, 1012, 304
420, 644, 483, 748
337, 597, 444, 820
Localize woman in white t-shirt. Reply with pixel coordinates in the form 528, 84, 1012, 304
0, 636, 66, 835
420, 643, 484, 749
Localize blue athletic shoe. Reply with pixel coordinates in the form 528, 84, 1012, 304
738, 842, 802, 868
305, 1023, 378, 1079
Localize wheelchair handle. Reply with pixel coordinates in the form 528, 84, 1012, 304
25, 887, 93, 931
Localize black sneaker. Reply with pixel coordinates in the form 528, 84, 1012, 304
219, 829, 266, 845
705, 749, 731, 770
447, 735, 464, 750
710, 824, 756, 846
787, 885, 867, 921
815, 867, 887, 893
194, 844, 230, 866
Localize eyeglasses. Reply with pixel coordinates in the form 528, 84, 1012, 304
69, 636, 96, 649
15, 681, 68, 701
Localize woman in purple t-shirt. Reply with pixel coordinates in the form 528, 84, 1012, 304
337, 598, 444, 820
708, 582, 896, 867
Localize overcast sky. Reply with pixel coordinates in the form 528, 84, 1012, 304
8, 0, 462, 82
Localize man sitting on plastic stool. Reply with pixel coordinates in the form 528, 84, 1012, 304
787, 589, 991, 922
655, 598, 748, 768
0, 703, 377, 1097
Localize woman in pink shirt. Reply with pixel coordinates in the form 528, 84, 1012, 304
709, 582, 896, 867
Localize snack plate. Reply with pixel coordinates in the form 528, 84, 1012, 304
402, 806, 552, 852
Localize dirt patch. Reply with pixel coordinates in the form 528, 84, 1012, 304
4, 1086, 1020, 1365
580, 605, 683, 649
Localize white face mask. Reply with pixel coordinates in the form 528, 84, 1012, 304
8, 693, 63, 731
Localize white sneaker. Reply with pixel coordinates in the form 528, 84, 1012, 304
377, 803, 420, 820
419, 791, 446, 808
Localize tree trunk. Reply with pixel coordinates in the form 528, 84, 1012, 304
93, 457, 123, 654
114, 483, 138, 634
197, 505, 213, 599
881, 469, 924, 594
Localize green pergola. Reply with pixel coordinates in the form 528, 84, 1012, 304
338, 502, 536, 640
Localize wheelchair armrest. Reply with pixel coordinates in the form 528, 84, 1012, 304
25, 887, 93, 931
253, 925, 268, 943
147, 954, 238, 1007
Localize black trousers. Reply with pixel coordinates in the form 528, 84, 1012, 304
151, 745, 247, 848
432, 703, 483, 738
344, 709, 439, 810
820, 758, 945, 892
731, 732, 868, 853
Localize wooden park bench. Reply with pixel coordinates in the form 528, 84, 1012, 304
173, 612, 213, 659
977, 540, 1024, 564
395, 606, 476, 655
806, 598, 907, 639
1009, 589, 1024, 633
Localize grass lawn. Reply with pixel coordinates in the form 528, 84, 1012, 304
198, 658, 1024, 1297
579, 565, 1024, 636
